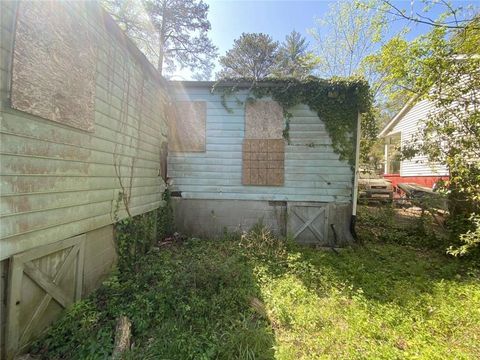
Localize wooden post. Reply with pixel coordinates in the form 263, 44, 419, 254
111, 316, 131, 359
352, 112, 362, 217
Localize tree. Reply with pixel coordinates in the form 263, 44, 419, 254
217, 33, 279, 80
273, 30, 318, 79
308, 1, 390, 169
102, 0, 159, 65
374, 0, 480, 30
144, 0, 218, 77
104, 0, 217, 77
309, 0, 389, 96
372, 19, 480, 253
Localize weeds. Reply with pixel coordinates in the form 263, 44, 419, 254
239, 223, 287, 259
31, 211, 480, 359
357, 204, 448, 249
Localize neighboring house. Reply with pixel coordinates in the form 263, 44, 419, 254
378, 96, 449, 190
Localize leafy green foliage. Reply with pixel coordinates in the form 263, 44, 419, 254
356, 205, 447, 249
310, 1, 389, 96
115, 211, 157, 274
449, 214, 480, 257
371, 18, 480, 252
239, 222, 288, 260
214, 77, 374, 165
31, 217, 480, 359
114, 189, 174, 274
157, 188, 174, 239
272, 30, 318, 80
31, 236, 275, 360
218, 33, 280, 80
105, 0, 217, 77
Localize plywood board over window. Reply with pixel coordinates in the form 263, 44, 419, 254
243, 139, 285, 186
245, 100, 284, 139
11, 1, 97, 132
169, 101, 206, 152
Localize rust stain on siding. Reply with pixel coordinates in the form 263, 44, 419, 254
4, 196, 32, 214
4, 160, 90, 176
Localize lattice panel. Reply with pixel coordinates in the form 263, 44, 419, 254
242, 139, 284, 186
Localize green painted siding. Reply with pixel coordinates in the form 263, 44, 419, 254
0, 2, 168, 260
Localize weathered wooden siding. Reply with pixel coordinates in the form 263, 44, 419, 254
0, 2, 168, 261
168, 85, 353, 203
387, 99, 448, 177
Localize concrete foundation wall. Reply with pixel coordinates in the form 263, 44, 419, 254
173, 198, 353, 246
173, 198, 287, 237
83, 225, 117, 296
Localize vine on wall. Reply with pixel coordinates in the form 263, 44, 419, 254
213, 77, 373, 166
114, 189, 174, 275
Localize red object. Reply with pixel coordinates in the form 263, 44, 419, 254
383, 174, 449, 190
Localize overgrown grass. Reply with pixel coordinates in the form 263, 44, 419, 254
31, 217, 480, 359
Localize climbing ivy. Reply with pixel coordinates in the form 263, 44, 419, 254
115, 211, 157, 274
213, 76, 373, 165
114, 189, 175, 275
157, 188, 175, 239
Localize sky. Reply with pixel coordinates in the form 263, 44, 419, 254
169, 0, 479, 80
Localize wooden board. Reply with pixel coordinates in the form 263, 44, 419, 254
11, 1, 97, 131
287, 202, 330, 245
5, 235, 85, 359
169, 101, 206, 152
245, 100, 284, 139
242, 139, 284, 186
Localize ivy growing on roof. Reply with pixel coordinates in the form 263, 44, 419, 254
212, 76, 374, 166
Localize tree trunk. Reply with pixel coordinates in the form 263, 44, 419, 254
158, 40, 164, 75
157, 1, 167, 75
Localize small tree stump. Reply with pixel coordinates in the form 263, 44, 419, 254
112, 316, 131, 359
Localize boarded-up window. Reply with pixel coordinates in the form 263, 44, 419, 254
243, 139, 284, 186
169, 101, 206, 152
245, 100, 284, 139
11, 1, 97, 132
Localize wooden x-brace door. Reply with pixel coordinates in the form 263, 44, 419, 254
287, 203, 330, 245
6, 235, 85, 359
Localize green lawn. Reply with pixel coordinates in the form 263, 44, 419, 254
32, 219, 480, 359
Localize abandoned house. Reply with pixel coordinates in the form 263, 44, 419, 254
167, 80, 364, 246
0, 1, 367, 358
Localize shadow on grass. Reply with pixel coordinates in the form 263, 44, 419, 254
30, 222, 480, 360
254, 204, 478, 307
31, 237, 275, 360
249, 236, 480, 358
285, 242, 469, 305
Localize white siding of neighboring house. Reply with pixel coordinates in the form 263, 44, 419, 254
387, 99, 449, 177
